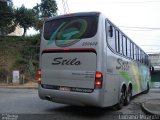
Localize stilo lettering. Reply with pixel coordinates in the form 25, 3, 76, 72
70, 58, 79, 65
52, 57, 81, 65
62, 59, 70, 65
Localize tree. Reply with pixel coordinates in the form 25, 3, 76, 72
32, 0, 58, 32
33, 0, 58, 18
15, 5, 37, 36
32, 18, 43, 32
0, 0, 16, 36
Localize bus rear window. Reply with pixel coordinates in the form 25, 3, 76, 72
43, 16, 98, 41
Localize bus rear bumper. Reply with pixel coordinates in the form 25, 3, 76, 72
38, 85, 104, 107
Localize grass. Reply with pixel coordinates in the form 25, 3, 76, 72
0, 35, 40, 83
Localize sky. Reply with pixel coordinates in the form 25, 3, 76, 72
12, 0, 160, 53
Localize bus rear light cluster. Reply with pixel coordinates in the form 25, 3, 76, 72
95, 72, 103, 89
37, 69, 42, 84
64, 13, 74, 16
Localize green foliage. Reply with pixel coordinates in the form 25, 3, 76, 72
0, 68, 9, 83
24, 34, 41, 45
15, 5, 38, 36
33, 0, 58, 31
14, 57, 28, 65
10, 35, 40, 79
0, 35, 40, 82
33, 0, 58, 18
32, 19, 43, 31
0, 0, 16, 36
13, 57, 27, 72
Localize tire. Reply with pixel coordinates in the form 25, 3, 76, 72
114, 88, 125, 110
124, 87, 132, 106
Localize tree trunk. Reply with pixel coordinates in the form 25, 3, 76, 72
23, 28, 26, 36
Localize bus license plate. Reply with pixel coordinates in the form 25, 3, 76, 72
59, 86, 71, 91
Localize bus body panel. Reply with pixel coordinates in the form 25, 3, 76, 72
104, 73, 120, 106
39, 86, 105, 107
41, 52, 96, 88
39, 12, 106, 107
105, 19, 150, 97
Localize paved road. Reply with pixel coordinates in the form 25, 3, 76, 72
0, 88, 159, 120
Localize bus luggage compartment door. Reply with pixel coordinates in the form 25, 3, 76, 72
41, 52, 97, 89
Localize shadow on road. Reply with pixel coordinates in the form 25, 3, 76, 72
45, 105, 121, 119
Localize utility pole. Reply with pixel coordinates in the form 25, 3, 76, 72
61, 0, 69, 14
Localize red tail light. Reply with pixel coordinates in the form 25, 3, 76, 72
95, 81, 102, 86
64, 13, 74, 16
37, 69, 41, 84
95, 72, 103, 89
96, 72, 102, 79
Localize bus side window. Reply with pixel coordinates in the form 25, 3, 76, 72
146, 55, 149, 65
119, 33, 123, 54
138, 49, 141, 62
109, 26, 113, 37
122, 36, 127, 56
134, 45, 137, 60
131, 42, 134, 59
142, 52, 145, 63
127, 39, 131, 58
115, 30, 120, 53
136, 46, 139, 61
139, 50, 142, 63
106, 21, 116, 51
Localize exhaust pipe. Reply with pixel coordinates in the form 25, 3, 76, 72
45, 96, 52, 101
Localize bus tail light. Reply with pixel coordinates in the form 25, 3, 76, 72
64, 13, 74, 16
37, 69, 42, 84
95, 72, 103, 89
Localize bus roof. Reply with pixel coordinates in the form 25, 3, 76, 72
45, 12, 100, 22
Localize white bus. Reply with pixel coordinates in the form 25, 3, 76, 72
38, 12, 150, 109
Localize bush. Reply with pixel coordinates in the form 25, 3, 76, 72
0, 68, 9, 83
13, 57, 28, 74
0, 35, 40, 83
14, 57, 28, 65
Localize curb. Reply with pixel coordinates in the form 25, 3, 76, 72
0, 85, 38, 89
141, 100, 160, 116
141, 102, 155, 115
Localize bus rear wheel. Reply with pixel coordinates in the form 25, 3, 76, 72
115, 88, 125, 110
124, 87, 132, 105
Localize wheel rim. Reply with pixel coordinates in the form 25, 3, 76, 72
127, 89, 132, 103
119, 90, 125, 107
